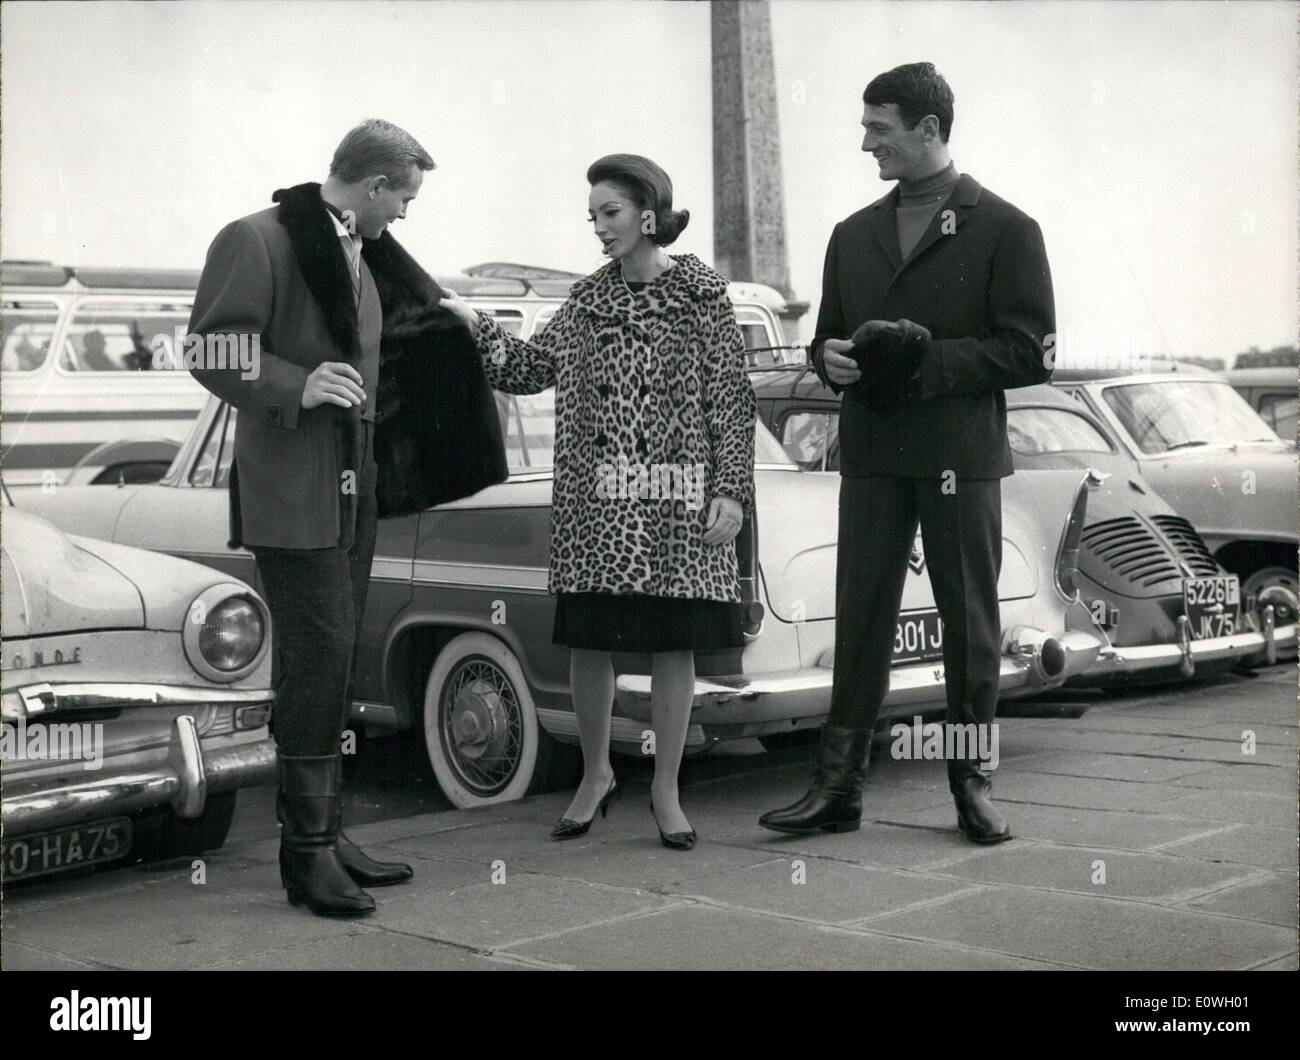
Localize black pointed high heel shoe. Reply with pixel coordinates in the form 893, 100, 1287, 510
650, 798, 696, 851
551, 777, 620, 839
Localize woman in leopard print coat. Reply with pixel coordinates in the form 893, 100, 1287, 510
440, 155, 757, 848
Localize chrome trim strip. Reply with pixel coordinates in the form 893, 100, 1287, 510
411, 559, 549, 592
536, 707, 706, 749
1, 683, 274, 722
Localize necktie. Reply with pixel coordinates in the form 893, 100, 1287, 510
340, 235, 360, 303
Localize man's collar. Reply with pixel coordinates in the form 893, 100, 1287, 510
871, 171, 982, 211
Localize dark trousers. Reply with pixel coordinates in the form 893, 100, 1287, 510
251, 423, 378, 758
827, 476, 1003, 753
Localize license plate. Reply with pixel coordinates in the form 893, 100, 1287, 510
2, 817, 132, 881
893, 609, 944, 664
1184, 575, 1241, 639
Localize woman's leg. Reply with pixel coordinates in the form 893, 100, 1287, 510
562, 647, 617, 821
649, 649, 695, 834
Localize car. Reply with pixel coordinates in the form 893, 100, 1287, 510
0, 489, 276, 883
749, 366, 1296, 685
1006, 385, 1294, 683
0, 259, 799, 487
1051, 366, 1298, 617
10, 377, 1105, 807
1223, 365, 1296, 446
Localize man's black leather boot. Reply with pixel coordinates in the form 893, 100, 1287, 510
278, 755, 376, 916
949, 761, 1012, 844
758, 725, 873, 834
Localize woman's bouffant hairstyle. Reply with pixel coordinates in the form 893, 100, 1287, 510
586, 154, 690, 247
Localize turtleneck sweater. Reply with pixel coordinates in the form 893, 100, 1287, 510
895, 161, 960, 261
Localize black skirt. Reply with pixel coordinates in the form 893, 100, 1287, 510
553, 591, 744, 653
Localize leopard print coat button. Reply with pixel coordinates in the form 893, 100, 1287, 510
473, 253, 758, 602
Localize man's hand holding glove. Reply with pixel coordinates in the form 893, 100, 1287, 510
846, 318, 932, 396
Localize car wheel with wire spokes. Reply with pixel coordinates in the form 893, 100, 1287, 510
421, 632, 559, 808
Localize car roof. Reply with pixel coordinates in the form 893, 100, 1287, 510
1, 258, 789, 311
1053, 367, 1229, 386
1009, 384, 1085, 409
1223, 365, 1296, 386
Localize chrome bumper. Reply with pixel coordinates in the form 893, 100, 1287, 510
1079, 613, 1298, 681
2, 714, 277, 838
611, 628, 1102, 726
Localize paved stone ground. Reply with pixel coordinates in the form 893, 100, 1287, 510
3, 668, 1296, 970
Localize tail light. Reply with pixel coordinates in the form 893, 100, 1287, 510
736, 512, 765, 637
1054, 478, 1090, 601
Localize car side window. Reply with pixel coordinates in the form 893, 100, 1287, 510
500, 388, 556, 472
60, 298, 191, 372
1007, 407, 1115, 455
1258, 393, 1297, 441
216, 407, 238, 488
781, 410, 840, 472
190, 406, 229, 487
1, 300, 61, 372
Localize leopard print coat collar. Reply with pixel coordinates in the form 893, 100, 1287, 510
567, 252, 728, 321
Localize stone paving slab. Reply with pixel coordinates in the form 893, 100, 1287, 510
1168, 763, 1298, 794
860, 887, 1298, 970
1008, 750, 1222, 784
502, 901, 1061, 970
198, 929, 535, 971
3, 876, 359, 971
381, 872, 671, 951
1149, 789, 1296, 828
508, 836, 781, 891
665, 856, 976, 924
926, 841, 1262, 903
881, 801, 1234, 852
1177, 873, 1297, 929
1156, 824, 1299, 872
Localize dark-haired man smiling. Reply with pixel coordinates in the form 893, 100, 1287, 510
759, 63, 1055, 843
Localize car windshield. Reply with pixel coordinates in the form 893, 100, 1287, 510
1008, 407, 1113, 455
1102, 380, 1281, 454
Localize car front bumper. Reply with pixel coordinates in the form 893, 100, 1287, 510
610, 628, 1102, 740
2, 696, 276, 838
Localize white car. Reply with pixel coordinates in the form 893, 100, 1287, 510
1, 490, 276, 881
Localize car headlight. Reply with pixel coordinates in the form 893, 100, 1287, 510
184, 587, 270, 683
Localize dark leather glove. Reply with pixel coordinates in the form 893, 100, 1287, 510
846, 319, 932, 399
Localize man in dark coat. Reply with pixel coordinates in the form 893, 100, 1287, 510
760, 63, 1055, 843
188, 119, 507, 915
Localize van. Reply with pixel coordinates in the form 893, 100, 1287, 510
0, 259, 795, 487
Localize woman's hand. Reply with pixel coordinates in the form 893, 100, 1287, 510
438, 287, 480, 331
703, 495, 744, 546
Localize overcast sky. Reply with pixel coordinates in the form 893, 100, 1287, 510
2, 0, 1295, 361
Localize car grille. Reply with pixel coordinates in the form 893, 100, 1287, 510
1081, 516, 1183, 588
1151, 515, 1221, 576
